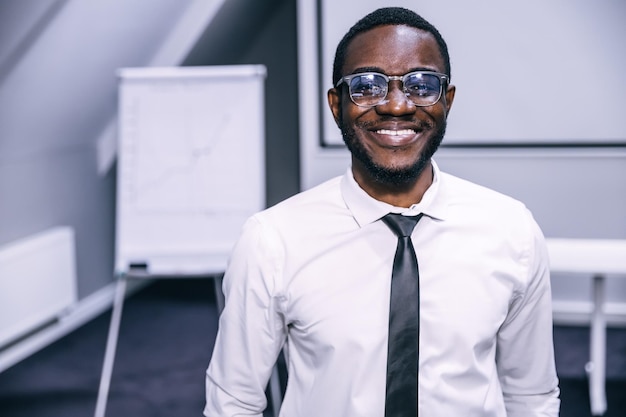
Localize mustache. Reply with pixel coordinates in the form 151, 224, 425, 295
357, 117, 434, 131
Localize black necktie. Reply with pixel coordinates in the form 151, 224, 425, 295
382, 212, 423, 417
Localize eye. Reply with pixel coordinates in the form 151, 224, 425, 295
405, 75, 440, 97
351, 75, 386, 98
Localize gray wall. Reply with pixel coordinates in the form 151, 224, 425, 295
296, 0, 626, 319
0, 0, 184, 298
184, 0, 300, 207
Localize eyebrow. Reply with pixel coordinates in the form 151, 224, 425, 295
348, 66, 441, 76
350, 66, 385, 74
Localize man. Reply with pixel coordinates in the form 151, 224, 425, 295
205, 7, 560, 417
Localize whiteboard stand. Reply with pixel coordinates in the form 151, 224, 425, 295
94, 273, 128, 417
96, 64, 276, 416
268, 365, 283, 415
94, 270, 224, 417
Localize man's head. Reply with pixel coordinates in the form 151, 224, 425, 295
332, 7, 451, 87
328, 7, 455, 195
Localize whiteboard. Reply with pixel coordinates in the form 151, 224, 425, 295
319, 0, 626, 146
115, 65, 266, 276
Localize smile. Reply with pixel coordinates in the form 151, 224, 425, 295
375, 129, 416, 136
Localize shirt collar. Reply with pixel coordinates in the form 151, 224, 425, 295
340, 159, 449, 228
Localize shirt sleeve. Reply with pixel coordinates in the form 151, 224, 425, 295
496, 210, 561, 417
204, 215, 287, 417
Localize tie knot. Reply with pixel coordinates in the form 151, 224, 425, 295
382, 213, 423, 237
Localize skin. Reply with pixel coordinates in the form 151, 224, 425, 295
328, 25, 456, 208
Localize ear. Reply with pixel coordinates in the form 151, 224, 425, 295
327, 87, 342, 128
443, 84, 456, 115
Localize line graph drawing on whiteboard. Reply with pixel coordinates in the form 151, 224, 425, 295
118, 80, 261, 216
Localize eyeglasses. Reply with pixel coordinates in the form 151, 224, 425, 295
335, 70, 449, 108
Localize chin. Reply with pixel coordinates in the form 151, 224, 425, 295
342, 125, 445, 186
366, 156, 430, 185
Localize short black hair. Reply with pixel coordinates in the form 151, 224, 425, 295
332, 7, 451, 86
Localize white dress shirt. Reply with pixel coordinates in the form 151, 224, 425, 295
205, 161, 560, 417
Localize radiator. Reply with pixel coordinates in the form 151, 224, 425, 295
0, 227, 77, 348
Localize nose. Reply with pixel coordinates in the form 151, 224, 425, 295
376, 81, 416, 115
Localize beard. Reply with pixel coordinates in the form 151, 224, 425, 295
339, 117, 446, 187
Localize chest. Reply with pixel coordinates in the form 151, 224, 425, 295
280, 223, 524, 350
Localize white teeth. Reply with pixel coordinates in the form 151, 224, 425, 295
376, 129, 415, 136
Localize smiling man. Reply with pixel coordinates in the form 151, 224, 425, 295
205, 7, 560, 417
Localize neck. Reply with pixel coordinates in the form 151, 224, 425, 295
352, 160, 434, 208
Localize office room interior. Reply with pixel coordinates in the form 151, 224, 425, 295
0, 1, 624, 416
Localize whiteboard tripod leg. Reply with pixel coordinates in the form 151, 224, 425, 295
213, 274, 225, 314
268, 364, 282, 416
94, 276, 128, 417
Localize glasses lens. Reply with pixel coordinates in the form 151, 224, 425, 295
349, 73, 387, 107
403, 73, 442, 106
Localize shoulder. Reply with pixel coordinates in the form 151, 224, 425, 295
255, 175, 344, 224
437, 171, 542, 243
439, 171, 530, 217
243, 174, 347, 240
438, 171, 548, 288
440, 171, 523, 205
264, 175, 344, 216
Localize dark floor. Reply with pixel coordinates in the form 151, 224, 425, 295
0, 278, 625, 417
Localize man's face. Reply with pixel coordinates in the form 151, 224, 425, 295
328, 25, 455, 187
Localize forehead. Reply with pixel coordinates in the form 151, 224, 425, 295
343, 24, 445, 75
